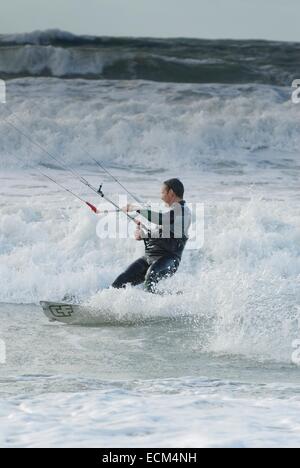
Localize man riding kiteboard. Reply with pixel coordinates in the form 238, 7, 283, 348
112, 178, 191, 293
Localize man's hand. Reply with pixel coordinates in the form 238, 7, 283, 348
122, 203, 138, 213
134, 221, 143, 241
135, 228, 143, 241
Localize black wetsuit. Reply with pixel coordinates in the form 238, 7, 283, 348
112, 201, 191, 293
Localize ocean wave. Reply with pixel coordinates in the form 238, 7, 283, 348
0, 79, 299, 171
0, 30, 299, 84
0, 79, 300, 363
0, 186, 300, 363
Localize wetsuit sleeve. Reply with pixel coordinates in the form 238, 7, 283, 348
137, 209, 175, 227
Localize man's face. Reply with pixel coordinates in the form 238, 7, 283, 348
161, 184, 173, 205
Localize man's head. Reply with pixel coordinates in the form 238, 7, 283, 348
161, 178, 185, 205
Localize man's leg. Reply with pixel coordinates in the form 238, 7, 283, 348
112, 257, 149, 289
144, 256, 180, 293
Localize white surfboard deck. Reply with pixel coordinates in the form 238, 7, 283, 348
40, 301, 114, 325
40, 301, 176, 326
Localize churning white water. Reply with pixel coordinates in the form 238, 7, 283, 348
1, 70, 300, 447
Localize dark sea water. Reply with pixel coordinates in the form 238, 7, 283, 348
0, 30, 299, 84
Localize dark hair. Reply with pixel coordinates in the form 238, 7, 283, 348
164, 178, 184, 199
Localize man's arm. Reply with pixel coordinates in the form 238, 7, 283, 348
137, 208, 175, 227
123, 203, 174, 227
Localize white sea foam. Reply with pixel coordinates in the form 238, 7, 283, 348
0, 45, 116, 77
0, 80, 300, 362
0, 79, 299, 172
1, 380, 300, 448
0, 169, 300, 362
1, 78, 300, 447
